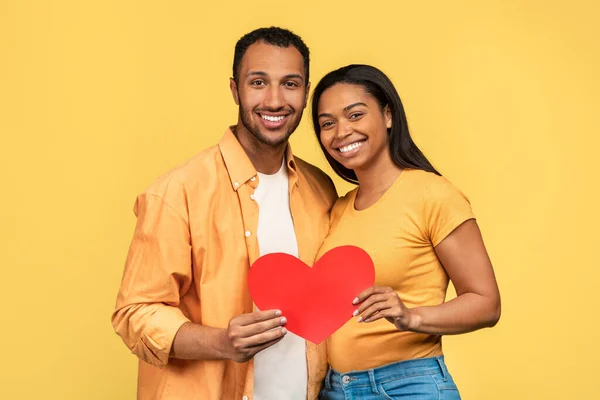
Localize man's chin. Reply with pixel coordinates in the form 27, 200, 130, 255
254, 130, 293, 147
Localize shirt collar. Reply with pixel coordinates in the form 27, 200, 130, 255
218, 126, 299, 191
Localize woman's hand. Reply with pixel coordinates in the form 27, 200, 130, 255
353, 220, 501, 336
353, 286, 419, 331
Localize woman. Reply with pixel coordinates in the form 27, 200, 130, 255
312, 64, 501, 400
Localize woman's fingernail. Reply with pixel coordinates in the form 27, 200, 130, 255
352, 297, 359, 305
357, 317, 363, 323
275, 310, 282, 317
352, 310, 358, 317
280, 317, 287, 325
282, 328, 287, 334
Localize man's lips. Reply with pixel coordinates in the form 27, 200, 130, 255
257, 112, 290, 129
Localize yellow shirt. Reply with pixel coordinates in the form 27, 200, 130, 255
112, 128, 337, 400
317, 169, 474, 373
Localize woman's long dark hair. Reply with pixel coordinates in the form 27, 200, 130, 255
311, 64, 440, 184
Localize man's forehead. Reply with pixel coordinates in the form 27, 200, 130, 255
240, 42, 305, 79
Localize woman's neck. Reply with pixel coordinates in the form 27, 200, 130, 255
354, 150, 403, 210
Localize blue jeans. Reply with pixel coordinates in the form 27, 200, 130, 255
319, 356, 461, 400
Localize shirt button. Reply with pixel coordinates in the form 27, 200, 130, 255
245, 230, 251, 237
250, 176, 256, 181
249, 194, 256, 201
233, 181, 239, 188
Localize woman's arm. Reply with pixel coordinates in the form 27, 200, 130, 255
354, 219, 501, 334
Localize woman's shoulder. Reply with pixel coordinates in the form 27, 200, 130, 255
403, 168, 442, 187
406, 170, 470, 211
403, 169, 462, 196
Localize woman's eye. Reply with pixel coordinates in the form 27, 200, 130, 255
349, 112, 362, 119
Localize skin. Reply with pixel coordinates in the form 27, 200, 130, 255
230, 41, 310, 174
318, 83, 501, 336
171, 41, 310, 362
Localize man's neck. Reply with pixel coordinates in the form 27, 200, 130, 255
233, 125, 287, 174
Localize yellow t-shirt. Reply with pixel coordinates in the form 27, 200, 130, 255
317, 169, 474, 372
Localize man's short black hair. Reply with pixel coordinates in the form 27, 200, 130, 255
232, 27, 310, 86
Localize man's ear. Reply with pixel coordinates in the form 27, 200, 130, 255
230, 78, 240, 105
303, 82, 311, 109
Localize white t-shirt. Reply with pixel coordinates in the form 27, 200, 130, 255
252, 159, 307, 400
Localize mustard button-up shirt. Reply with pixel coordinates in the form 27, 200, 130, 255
112, 127, 337, 399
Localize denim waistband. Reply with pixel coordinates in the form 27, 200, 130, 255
324, 356, 450, 392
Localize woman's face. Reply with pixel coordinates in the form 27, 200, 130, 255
317, 83, 392, 174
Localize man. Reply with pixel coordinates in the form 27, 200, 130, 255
112, 27, 337, 400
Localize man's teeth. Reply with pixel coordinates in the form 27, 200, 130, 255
261, 115, 285, 122
339, 141, 364, 153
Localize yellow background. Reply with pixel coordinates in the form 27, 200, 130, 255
1, 1, 598, 399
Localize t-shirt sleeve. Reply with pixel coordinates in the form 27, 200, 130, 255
422, 175, 475, 246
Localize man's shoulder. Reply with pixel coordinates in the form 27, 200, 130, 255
142, 144, 223, 198
169, 144, 222, 177
294, 155, 333, 185
293, 155, 337, 202
293, 156, 330, 184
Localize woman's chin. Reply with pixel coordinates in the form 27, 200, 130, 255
329, 152, 367, 172
338, 160, 363, 172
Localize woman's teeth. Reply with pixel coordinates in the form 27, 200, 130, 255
339, 141, 364, 153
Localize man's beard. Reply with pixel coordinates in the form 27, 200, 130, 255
238, 102, 302, 147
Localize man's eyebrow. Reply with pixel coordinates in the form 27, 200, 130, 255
318, 102, 368, 119
246, 71, 267, 78
282, 73, 304, 83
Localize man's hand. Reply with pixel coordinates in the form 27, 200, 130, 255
221, 309, 288, 363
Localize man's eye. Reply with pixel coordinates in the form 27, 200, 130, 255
251, 80, 266, 86
285, 82, 299, 87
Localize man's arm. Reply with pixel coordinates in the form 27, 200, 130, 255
171, 310, 287, 363
112, 191, 287, 366
111, 192, 193, 366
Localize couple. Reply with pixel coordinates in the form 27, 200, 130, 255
112, 27, 501, 400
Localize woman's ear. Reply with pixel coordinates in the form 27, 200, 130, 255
384, 105, 392, 129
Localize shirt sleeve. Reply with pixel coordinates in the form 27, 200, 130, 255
111, 191, 192, 367
422, 176, 475, 247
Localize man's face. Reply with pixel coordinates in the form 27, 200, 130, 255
230, 41, 309, 147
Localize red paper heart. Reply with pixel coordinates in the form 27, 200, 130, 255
248, 245, 375, 344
